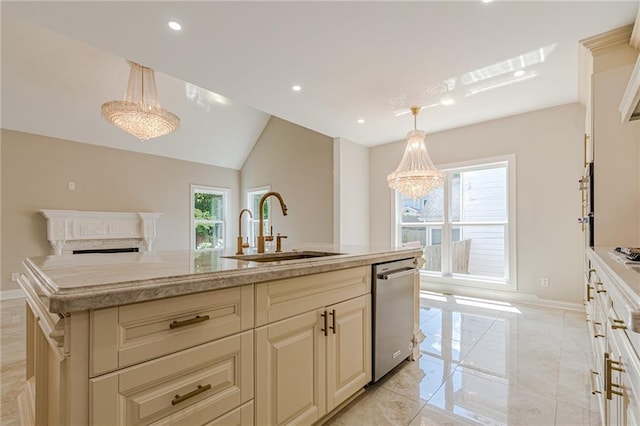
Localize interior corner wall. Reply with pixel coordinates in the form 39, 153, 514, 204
0, 135, 3, 293
1, 129, 240, 292
240, 116, 333, 245
333, 137, 370, 246
370, 103, 586, 304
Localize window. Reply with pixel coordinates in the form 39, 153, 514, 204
191, 185, 228, 251
396, 156, 515, 289
246, 187, 270, 247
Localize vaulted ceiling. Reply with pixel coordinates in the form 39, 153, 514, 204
2, 1, 638, 169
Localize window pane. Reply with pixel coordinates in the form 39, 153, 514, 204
401, 226, 442, 272
453, 225, 505, 278
401, 187, 444, 223
194, 192, 224, 221
251, 193, 269, 220
195, 222, 224, 250
452, 167, 506, 223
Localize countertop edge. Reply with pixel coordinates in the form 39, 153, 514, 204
24, 249, 422, 314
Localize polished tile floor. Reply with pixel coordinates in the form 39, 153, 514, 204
328, 292, 599, 426
1, 298, 25, 426
0, 293, 598, 425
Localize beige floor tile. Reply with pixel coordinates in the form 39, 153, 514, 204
378, 356, 454, 403
409, 405, 476, 426
326, 386, 425, 426
0, 300, 25, 426
556, 401, 592, 426
425, 366, 558, 426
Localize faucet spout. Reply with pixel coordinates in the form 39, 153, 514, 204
236, 209, 253, 255
257, 191, 288, 253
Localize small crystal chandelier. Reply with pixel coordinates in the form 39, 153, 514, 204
387, 106, 444, 199
101, 61, 180, 140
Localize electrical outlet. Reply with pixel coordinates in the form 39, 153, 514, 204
541, 277, 549, 287
68, 182, 76, 191
11, 273, 19, 282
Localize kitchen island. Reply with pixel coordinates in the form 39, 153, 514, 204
17, 245, 423, 425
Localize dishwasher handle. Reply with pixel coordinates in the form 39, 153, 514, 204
377, 267, 417, 280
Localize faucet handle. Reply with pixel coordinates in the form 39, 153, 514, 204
265, 225, 274, 242
276, 233, 288, 253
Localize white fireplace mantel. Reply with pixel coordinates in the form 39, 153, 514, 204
40, 210, 162, 255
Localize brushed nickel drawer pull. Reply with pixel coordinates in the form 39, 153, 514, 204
169, 314, 210, 329
171, 384, 211, 405
329, 309, 336, 334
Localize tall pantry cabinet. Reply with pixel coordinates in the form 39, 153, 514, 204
580, 25, 640, 247
580, 22, 640, 426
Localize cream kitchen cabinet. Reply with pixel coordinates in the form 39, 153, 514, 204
585, 248, 640, 426
254, 267, 372, 425
18, 273, 255, 426
18, 247, 421, 425
579, 26, 640, 247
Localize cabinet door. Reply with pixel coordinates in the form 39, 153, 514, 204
255, 310, 326, 425
326, 295, 371, 411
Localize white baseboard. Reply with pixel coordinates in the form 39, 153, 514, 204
0, 289, 25, 300
421, 280, 584, 312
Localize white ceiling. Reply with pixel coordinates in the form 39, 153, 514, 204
2, 1, 638, 170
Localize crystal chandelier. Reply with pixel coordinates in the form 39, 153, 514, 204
101, 61, 180, 140
387, 106, 444, 199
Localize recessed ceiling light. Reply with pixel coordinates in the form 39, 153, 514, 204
440, 96, 455, 106
167, 21, 182, 31
513, 70, 525, 77
292, 85, 302, 92
357, 119, 365, 124
482, 0, 493, 3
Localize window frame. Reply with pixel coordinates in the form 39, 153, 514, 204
190, 184, 229, 252
394, 154, 517, 291
246, 186, 271, 248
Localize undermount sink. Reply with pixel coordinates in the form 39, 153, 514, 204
224, 251, 341, 263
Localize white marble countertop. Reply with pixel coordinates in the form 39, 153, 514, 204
592, 247, 640, 302
22, 244, 422, 313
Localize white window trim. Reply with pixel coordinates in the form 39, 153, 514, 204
393, 154, 517, 292
246, 186, 271, 248
190, 184, 229, 252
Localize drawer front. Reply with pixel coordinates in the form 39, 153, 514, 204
91, 285, 253, 376
90, 330, 253, 426
255, 266, 370, 326
204, 401, 253, 426
152, 400, 254, 426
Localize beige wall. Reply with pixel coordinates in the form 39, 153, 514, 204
241, 116, 333, 246
333, 137, 370, 246
1, 129, 239, 292
370, 103, 586, 304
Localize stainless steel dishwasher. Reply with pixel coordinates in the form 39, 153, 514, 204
372, 257, 417, 382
